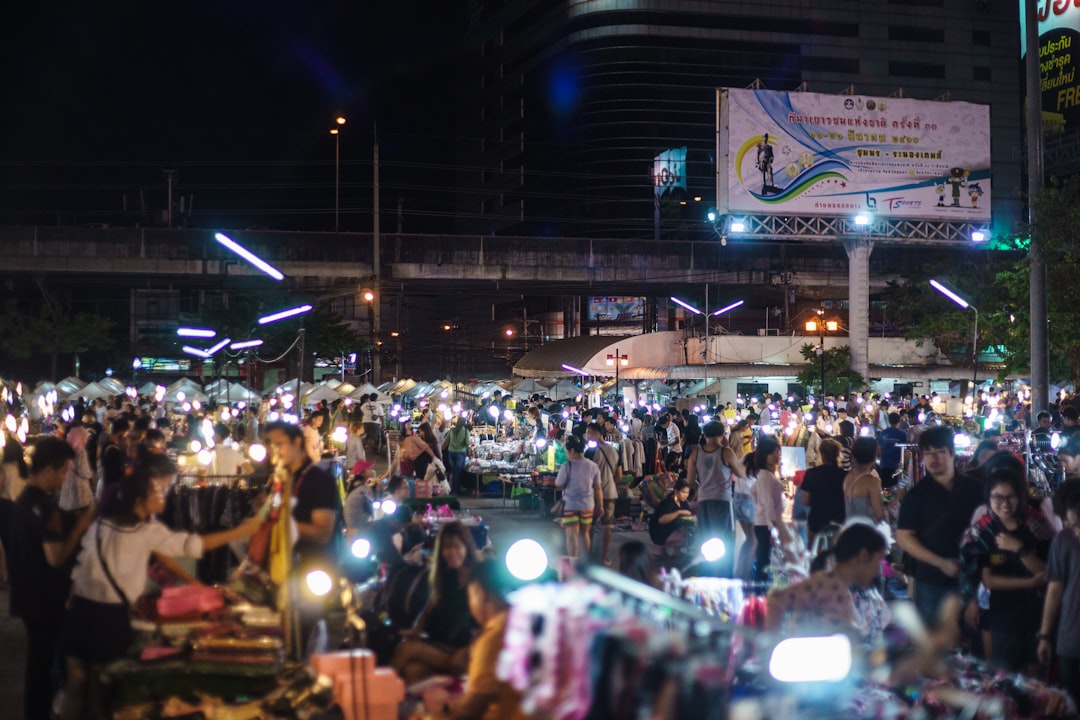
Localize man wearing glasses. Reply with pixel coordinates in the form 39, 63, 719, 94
896, 426, 984, 629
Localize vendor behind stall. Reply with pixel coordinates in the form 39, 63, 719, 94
60, 452, 262, 720
648, 479, 693, 553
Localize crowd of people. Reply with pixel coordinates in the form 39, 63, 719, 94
3, 382, 1080, 718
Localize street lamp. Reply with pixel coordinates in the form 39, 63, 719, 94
259, 303, 314, 411
606, 348, 629, 408
805, 310, 839, 398
929, 279, 979, 402
331, 115, 346, 231
213, 233, 285, 281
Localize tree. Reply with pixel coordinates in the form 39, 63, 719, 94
881, 177, 1080, 387
0, 283, 114, 379
795, 343, 866, 397
189, 289, 364, 384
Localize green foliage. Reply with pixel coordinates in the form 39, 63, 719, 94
795, 343, 866, 397
0, 283, 115, 378
191, 289, 365, 376
882, 176, 1080, 386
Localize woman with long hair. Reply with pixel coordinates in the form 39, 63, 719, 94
60, 451, 262, 719
748, 437, 793, 582
844, 436, 885, 523
960, 451, 1054, 672
398, 423, 435, 479
392, 521, 481, 683
415, 422, 441, 481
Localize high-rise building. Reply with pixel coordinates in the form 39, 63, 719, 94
457, 0, 1021, 238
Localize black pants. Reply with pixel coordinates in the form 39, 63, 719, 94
753, 525, 772, 582
697, 499, 735, 578
1059, 655, 1080, 710
22, 616, 60, 720
413, 453, 432, 482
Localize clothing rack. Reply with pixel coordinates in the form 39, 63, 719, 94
578, 564, 731, 635
175, 473, 253, 488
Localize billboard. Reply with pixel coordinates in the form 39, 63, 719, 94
587, 296, 645, 322
716, 88, 991, 221
1020, 1, 1080, 133
653, 146, 687, 197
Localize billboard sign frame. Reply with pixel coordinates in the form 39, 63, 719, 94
715, 88, 991, 223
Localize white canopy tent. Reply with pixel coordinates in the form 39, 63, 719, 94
138, 381, 162, 397
349, 382, 392, 404
163, 378, 209, 404
57, 376, 88, 398
303, 383, 346, 406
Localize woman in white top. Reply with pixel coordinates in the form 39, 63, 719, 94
748, 437, 794, 583
60, 450, 262, 720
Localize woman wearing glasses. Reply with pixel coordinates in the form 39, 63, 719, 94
960, 451, 1055, 672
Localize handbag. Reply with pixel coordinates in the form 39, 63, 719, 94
96, 521, 133, 612
550, 498, 565, 516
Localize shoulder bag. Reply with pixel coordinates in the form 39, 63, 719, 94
96, 521, 133, 611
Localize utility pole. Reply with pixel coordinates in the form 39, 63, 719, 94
1025, 0, 1048, 417
372, 126, 382, 384
163, 169, 175, 228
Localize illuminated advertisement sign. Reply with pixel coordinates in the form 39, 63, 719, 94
716, 88, 991, 221
653, 146, 687, 197
588, 297, 644, 322
1021, 0, 1080, 132
139, 357, 192, 372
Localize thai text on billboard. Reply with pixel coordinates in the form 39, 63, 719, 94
717, 88, 991, 221
1020, 0, 1080, 132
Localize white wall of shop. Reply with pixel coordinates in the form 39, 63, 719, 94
704, 335, 949, 366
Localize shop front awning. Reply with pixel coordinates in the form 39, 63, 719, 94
513, 335, 635, 378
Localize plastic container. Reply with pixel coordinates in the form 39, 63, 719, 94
331, 668, 404, 720
311, 649, 376, 676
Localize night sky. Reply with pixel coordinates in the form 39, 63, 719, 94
1, 3, 467, 231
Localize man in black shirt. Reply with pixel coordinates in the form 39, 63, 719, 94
897, 426, 984, 629
264, 421, 341, 570
9, 437, 93, 720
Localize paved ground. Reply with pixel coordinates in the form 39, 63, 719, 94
0, 584, 26, 718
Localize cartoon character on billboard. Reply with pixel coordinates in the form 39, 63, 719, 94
945, 167, 969, 207
968, 183, 984, 209
936, 183, 946, 207
756, 133, 775, 193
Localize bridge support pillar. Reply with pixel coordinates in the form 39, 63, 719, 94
843, 235, 874, 385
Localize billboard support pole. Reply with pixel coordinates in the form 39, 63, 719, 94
843, 235, 874, 385
1025, 0, 1048, 417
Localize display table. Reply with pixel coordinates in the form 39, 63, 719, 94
106, 657, 283, 709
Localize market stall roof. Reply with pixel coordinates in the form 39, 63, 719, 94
97, 377, 128, 396
57, 376, 87, 397
137, 381, 161, 397
349, 382, 391, 403
380, 378, 417, 396
512, 335, 635, 378
304, 383, 345, 406
163, 378, 209, 403
509, 378, 552, 399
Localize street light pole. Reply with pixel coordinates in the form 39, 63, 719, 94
606, 348, 628, 410
331, 116, 346, 232
929, 279, 979, 403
